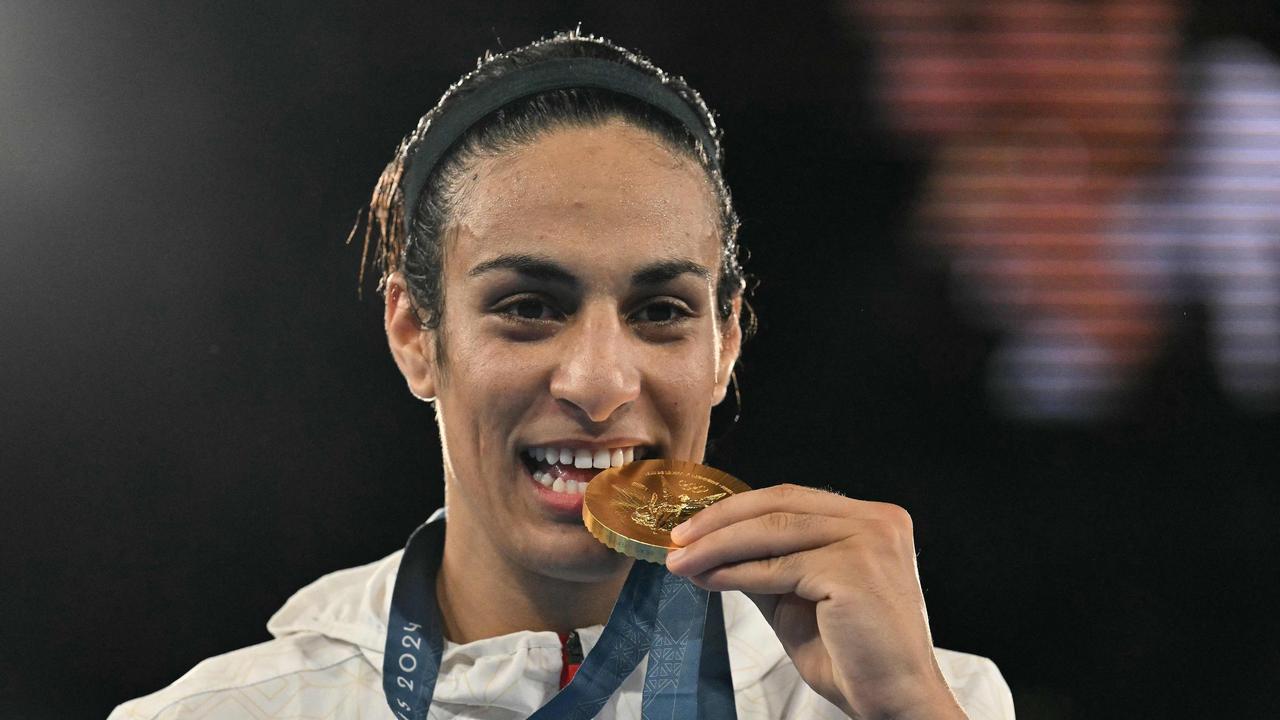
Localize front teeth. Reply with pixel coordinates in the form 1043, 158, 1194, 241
526, 445, 644, 470
525, 444, 646, 494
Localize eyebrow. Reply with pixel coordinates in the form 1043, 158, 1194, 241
631, 259, 712, 286
467, 254, 579, 288
467, 254, 712, 288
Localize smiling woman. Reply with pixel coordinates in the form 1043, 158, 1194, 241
385, 116, 743, 607
109, 30, 1014, 720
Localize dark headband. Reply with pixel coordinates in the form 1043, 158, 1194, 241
398, 56, 718, 236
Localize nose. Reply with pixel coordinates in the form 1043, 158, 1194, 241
549, 305, 641, 424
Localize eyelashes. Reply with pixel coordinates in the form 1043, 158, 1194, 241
500, 297, 564, 322
491, 294, 695, 329
631, 301, 685, 324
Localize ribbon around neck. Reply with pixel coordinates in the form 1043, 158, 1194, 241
382, 511, 737, 719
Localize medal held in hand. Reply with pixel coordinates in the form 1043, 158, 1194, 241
584, 459, 751, 563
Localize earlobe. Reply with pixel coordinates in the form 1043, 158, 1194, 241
384, 273, 437, 402
711, 296, 743, 406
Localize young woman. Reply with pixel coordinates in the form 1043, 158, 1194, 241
111, 31, 1013, 720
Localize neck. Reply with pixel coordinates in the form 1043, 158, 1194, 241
435, 524, 630, 644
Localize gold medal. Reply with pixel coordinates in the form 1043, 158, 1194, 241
583, 459, 751, 563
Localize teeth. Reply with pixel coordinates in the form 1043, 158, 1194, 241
529, 445, 646, 469
592, 448, 610, 469
531, 469, 592, 495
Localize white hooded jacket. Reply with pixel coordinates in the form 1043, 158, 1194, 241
109, 549, 1015, 719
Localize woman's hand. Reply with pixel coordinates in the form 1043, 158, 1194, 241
665, 484, 967, 720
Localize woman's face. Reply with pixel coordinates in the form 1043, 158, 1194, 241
387, 119, 741, 583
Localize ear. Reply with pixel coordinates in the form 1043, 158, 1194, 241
711, 295, 743, 406
384, 272, 438, 402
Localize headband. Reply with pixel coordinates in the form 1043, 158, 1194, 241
397, 56, 719, 237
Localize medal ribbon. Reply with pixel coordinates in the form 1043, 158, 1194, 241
382, 511, 737, 719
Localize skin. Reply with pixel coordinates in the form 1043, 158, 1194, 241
386, 119, 965, 718
668, 490, 967, 719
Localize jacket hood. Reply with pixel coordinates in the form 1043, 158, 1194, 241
266, 549, 404, 654
263, 544, 787, 698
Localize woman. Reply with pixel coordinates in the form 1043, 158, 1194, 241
111, 31, 1013, 720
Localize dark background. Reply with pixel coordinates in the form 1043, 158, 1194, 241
2, 2, 1277, 718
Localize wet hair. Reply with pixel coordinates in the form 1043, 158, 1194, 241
354, 30, 754, 347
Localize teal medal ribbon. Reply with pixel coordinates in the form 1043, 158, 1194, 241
383, 510, 737, 718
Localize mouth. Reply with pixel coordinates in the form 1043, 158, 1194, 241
518, 443, 653, 497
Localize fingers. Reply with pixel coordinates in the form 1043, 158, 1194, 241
670, 484, 909, 547
665, 487, 918, 603
666, 511, 849, 578
686, 547, 831, 600
669, 485, 836, 546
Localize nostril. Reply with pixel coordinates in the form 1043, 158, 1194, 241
548, 356, 642, 423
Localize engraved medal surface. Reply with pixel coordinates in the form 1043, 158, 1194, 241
583, 459, 751, 563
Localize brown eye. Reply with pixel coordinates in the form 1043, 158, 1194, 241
514, 299, 547, 319
641, 304, 674, 322
495, 295, 562, 324
632, 301, 688, 325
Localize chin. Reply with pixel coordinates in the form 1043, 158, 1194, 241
517, 526, 633, 584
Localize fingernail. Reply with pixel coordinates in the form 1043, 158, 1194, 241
666, 548, 685, 564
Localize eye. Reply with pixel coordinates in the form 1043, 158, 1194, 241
491, 294, 565, 324
630, 300, 691, 325
511, 299, 552, 320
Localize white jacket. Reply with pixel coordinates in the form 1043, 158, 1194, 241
109, 550, 1015, 719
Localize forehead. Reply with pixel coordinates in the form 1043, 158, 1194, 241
447, 120, 721, 271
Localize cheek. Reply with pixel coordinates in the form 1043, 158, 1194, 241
439, 335, 544, 461
647, 342, 719, 421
